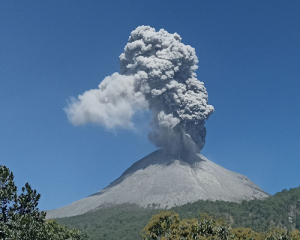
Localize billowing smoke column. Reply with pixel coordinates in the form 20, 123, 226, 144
65, 26, 214, 158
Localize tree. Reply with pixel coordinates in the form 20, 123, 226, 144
141, 211, 300, 240
141, 211, 232, 240
0, 165, 88, 240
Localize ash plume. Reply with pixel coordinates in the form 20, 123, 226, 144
65, 26, 214, 157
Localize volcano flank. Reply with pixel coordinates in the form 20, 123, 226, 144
46, 150, 269, 219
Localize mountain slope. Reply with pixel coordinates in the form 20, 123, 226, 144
47, 150, 269, 219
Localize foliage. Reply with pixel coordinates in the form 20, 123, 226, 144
142, 211, 300, 240
172, 187, 300, 232
0, 165, 88, 240
55, 204, 157, 240
141, 211, 231, 240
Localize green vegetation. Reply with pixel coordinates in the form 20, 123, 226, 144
142, 211, 300, 240
0, 165, 87, 240
142, 211, 231, 240
55, 186, 300, 240
56, 204, 157, 240
172, 188, 300, 232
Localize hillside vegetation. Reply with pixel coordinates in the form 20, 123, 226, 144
173, 187, 300, 231
55, 204, 157, 240
55, 186, 300, 240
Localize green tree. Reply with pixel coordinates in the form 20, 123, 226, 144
141, 211, 232, 240
142, 211, 300, 240
0, 165, 88, 240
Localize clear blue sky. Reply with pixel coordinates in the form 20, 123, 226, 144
1, 1, 299, 211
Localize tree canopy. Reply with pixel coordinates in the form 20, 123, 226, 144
0, 165, 88, 240
142, 211, 300, 240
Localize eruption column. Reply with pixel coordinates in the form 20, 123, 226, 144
65, 26, 214, 158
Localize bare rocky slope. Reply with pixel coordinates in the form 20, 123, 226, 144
46, 150, 269, 219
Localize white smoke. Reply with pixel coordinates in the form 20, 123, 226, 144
64, 73, 147, 129
65, 26, 214, 157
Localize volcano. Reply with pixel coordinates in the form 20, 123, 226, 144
46, 150, 269, 219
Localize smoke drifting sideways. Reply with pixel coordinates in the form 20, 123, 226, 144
65, 26, 214, 159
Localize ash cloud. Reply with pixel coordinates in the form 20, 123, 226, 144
65, 26, 214, 156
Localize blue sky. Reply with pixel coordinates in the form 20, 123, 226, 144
1, 1, 299, 211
